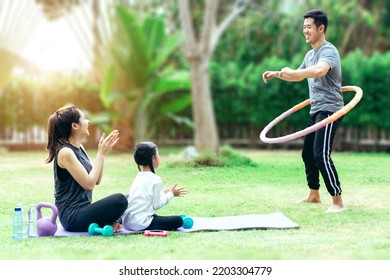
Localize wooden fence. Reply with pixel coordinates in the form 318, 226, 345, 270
1, 125, 390, 152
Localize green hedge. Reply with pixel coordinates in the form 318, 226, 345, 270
0, 75, 103, 132
1, 50, 389, 141
212, 50, 390, 131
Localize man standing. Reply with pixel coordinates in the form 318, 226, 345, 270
262, 10, 346, 213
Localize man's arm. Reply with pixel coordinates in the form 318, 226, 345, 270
262, 61, 330, 83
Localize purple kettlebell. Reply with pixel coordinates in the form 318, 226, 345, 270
37, 203, 58, 236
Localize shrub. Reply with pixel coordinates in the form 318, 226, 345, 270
167, 145, 257, 168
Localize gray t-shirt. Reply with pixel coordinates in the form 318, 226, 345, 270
299, 41, 344, 115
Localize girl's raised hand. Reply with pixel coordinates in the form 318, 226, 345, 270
169, 183, 188, 197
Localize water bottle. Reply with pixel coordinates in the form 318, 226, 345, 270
28, 204, 38, 238
12, 207, 23, 240
18, 203, 26, 238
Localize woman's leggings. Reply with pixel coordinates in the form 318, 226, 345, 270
302, 111, 343, 196
67, 193, 128, 232
146, 214, 183, 231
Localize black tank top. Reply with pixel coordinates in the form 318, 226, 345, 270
54, 143, 92, 230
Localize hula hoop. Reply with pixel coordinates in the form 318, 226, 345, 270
260, 85, 363, 144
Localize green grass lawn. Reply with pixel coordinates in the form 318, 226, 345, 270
1, 148, 389, 260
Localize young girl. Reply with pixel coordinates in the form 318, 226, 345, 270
122, 141, 188, 231
46, 104, 128, 232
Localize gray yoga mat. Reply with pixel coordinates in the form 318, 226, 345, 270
54, 212, 299, 236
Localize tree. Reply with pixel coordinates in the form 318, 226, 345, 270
303, 0, 389, 57
178, 0, 251, 154
34, 1, 191, 150
100, 6, 191, 150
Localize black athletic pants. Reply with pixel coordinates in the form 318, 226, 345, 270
301, 111, 343, 196
67, 193, 128, 232
146, 214, 183, 231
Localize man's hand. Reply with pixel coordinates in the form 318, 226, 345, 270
262, 71, 280, 84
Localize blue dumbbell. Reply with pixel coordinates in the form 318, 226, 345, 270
180, 214, 194, 229
88, 223, 114, 236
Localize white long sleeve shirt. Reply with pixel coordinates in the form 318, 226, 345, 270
121, 171, 174, 231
